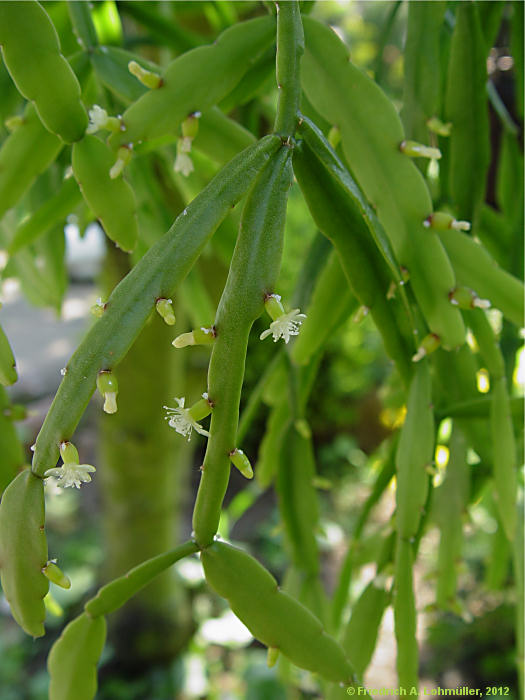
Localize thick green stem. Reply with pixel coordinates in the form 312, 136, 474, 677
192, 147, 292, 546
274, 0, 304, 137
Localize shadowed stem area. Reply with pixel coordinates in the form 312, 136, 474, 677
97, 246, 194, 671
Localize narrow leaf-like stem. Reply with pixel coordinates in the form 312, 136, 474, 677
274, 0, 304, 137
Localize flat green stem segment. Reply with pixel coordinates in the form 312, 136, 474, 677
274, 0, 304, 136
201, 540, 358, 686
85, 540, 198, 617
31, 135, 280, 476
108, 16, 275, 150
0, 469, 48, 637
48, 613, 106, 700
301, 17, 465, 349
192, 146, 293, 546
0, 104, 62, 220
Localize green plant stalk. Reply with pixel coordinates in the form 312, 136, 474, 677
192, 146, 292, 546
97, 251, 194, 664
31, 135, 280, 477
85, 540, 199, 617
274, 0, 304, 137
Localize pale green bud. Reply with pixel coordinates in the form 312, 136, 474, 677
424, 212, 471, 232
42, 561, 71, 589
128, 60, 163, 89
229, 448, 253, 479
109, 145, 133, 179
156, 298, 176, 325
400, 139, 441, 160
412, 333, 440, 362
267, 647, 280, 668
327, 125, 341, 149
449, 286, 490, 310
426, 116, 452, 137
172, 326, 215, 348
97, 371, 118, 413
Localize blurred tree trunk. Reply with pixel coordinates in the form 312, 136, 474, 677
97, 246, 195, 673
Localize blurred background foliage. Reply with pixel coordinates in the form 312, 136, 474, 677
0, 1, 523, 699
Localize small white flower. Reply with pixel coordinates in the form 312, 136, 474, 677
86, 105, 109, 134
44, 462, 96, 489
260, 309, 306, 344
174, 151, 194, 177
164, 397, 209, 441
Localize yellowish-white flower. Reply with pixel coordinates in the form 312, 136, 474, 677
44, 462, 96, 489
87, 105, 110, 134
260, 308, 306, 344
174, 150, 194, 177
164, 396, 210, 441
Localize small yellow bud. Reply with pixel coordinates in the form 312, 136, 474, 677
229, 448, 253, 479
42, 561, 71, 589
400, 139, 441, 160
156, 298, 176, 325
128, 60, 163, 89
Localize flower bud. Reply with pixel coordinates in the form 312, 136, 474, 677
449, 286, 490, 310
128, 60, 163, 89
156, 298, 176, 325
172, 326, 215, 348
424, 212, 471, 232
352, 305, 369, 324
5, 115, 24, 132
109, 145, 133, 179
90, 297, 107, 317
42, 561, 71, 589
328, 125, 341, 149
412, 333, 440, 362
97, 370, 118, 413
229, 448, 253, 479
426, 116, 452, 137
267, 647, 280, 668
400, 139, 441, 160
